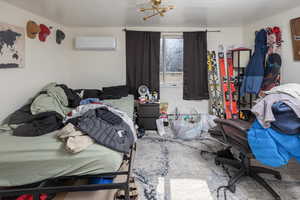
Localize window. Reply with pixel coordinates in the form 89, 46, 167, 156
160, 35, 183, 86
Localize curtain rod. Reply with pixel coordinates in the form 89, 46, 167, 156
122, 29, 221, 33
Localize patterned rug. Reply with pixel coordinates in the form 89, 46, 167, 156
132, 131, 300, 200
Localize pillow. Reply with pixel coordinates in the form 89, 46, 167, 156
74, 89, 103, 99
100, 94, 122, 100
74, 89, 84, 99
102, 85, 129, 98
84, 89, 103, 99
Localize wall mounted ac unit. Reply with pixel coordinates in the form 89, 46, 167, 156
75, 36, 117, 51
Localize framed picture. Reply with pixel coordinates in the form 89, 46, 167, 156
0, 23, 25, 68
290, 17, 300, 61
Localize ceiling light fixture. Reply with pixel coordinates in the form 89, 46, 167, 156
139, 0, 175, 21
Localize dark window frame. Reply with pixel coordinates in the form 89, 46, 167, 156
160, 34, 184, 87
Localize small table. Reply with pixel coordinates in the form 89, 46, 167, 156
136, 102, 160, 130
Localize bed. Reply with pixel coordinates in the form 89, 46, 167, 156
0, 95, 135, 199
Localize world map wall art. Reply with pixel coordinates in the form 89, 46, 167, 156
0, 23, 25, 69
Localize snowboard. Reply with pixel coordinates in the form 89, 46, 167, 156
218, 45, 232, 119
226, 50, 239, 119
207, 51, 224, 118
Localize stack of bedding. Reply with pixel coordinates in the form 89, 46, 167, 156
0, 83, 135, 187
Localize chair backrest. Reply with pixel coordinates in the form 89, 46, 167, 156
214, 119, 252, 155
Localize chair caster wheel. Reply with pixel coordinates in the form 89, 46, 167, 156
228, 185, 236, 193
275, 174, 282, 180
215, 160, 220, 166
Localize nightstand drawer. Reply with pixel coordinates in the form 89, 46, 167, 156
138, 117, 157, 130
138, 104, 160, 118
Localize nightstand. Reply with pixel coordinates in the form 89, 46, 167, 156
136, 102, 160, 130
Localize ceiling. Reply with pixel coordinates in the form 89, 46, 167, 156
2, 0, 300, 27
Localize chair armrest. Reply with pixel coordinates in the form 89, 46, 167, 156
214, 119, 252, 133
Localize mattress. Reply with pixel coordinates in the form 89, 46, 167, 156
0, 95, 135, 187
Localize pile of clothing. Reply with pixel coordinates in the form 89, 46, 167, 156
248, 83, 300, 167
58, 103, 136, 153
0, 83, 135, 154
241, 27, 282, 96
3, 83, 79, 137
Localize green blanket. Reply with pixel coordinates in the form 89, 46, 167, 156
0, 132, 123, 187
31, 83, 71, 117
0, 95, 135, 187
103, 95, 135, 119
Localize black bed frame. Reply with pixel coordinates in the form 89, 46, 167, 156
0, 144, 136, 200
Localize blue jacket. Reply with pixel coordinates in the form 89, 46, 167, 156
248, 120, 300, 167
240, 29, 268, 96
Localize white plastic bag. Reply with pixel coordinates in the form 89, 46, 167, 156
156, 118, 166, 136
171, 118, 201, 140
170, 113, 217, 140
199, 113, 217, 132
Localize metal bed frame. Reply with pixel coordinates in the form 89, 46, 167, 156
0, 144, 136, 200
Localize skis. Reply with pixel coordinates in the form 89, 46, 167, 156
226, 50, 239, 119
218, 45, 232, 119
208, 45, 245, 119
207, 51, 224, 118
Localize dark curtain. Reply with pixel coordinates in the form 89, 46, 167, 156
183, 32, 209, 100
126, 31, 161, 98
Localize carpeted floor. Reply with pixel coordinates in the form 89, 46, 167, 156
133, 131, 300, 200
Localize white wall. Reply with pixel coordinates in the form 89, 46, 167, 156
69, 26, 244, 114
242, 6, 300, 84
0, 0, 245, 120
0, 1, 72, 122
68, 27, 126, 89
1, 1, 299, 120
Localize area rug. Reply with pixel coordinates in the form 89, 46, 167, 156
132, 131, 300, 200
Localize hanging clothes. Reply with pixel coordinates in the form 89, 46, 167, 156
240, 29, 268, 96
261, 27, 282, 91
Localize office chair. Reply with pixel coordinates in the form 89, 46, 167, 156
211, 119, 282, 200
